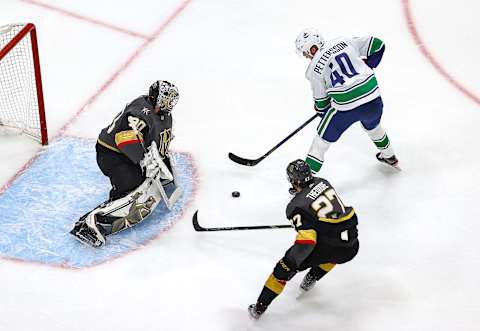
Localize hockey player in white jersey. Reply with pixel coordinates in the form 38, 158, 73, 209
295, 28, 399, 174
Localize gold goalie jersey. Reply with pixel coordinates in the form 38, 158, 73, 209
97, 96, 173, 164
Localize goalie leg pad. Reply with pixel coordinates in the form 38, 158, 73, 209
104, 194, 157, 235
71, 177, 162, 245
71, 155, 184, 246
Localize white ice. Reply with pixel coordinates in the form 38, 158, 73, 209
1, 0, 480, 330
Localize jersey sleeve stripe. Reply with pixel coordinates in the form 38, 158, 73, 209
115, 130, 144, 147
314, 97, 331, 111
368, 37, 384, 56
367, 37, 374, 57
295, 239, 316, 245
117, 139, 143, 148
295, 229, 317, 245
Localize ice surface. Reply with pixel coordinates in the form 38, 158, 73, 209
0, 137, 196, 268
0, 1, 479, 331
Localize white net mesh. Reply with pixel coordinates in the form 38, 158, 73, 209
0, 23, 45, 143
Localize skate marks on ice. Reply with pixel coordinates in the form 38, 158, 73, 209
0, 137, 196, 269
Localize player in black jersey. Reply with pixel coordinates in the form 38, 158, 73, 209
97, 80, 178, 200
248, 159, 359, 319
70, 81, 182, 247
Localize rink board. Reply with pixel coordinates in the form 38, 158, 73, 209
0, 137, 195, 269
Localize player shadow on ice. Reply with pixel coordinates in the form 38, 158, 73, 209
235, 274, 405, 331
0, 137, 195, 269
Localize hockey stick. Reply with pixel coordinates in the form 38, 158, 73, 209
192, 210, 293, 232
228, 113, 321, 166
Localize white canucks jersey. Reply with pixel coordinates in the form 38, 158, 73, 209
305, 36, 384, 111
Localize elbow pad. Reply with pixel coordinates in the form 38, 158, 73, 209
365, 45, 385, 69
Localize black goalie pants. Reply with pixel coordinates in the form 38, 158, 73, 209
96, 143, 145, 200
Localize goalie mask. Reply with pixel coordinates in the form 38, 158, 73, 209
149, 80, 179, 112
295, 28, 325, 59
287, 159, 313, 188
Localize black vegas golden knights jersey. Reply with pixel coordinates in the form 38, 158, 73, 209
97, 96, 173, 164
285, 177, 359, 265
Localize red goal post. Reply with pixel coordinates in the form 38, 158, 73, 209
0, 23, 48, 145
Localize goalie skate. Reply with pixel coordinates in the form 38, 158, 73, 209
376, 152, 401, 170
70, 219, 105, 248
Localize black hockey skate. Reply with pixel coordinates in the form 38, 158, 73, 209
248, 302, 267, 319
376, 152, 400, 170
300, 272, 317, 292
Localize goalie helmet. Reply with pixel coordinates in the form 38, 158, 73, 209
286, 159, 314, 188
148, 80, 179, 112
295, 28, 325, 58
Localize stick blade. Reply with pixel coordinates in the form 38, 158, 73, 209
228, 152, 260, 166
192, 210, 206, 231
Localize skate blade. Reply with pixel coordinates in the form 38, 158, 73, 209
71, 234, 102, 248
296, 288, 311, 300
379, 161, 402, 171
70, 229, 104, 248
389, 163, 402, 171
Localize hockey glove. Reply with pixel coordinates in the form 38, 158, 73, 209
140, 141, 174, 181
313, 105, 327, 117
140, 148, 158, 178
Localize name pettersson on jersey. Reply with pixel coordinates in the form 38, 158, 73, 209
314, 41, 349, 74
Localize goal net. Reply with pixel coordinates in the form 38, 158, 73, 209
0, 23, 48, 145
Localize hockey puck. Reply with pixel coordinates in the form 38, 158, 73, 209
231, 191, 240, 198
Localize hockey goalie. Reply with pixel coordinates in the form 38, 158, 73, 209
70, 80, 182, 247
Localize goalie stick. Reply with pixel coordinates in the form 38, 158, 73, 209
228, 113, 321, 166
192, 210, 293, 232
